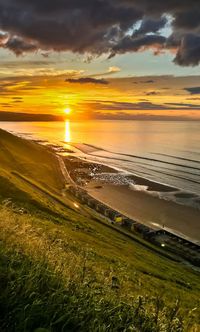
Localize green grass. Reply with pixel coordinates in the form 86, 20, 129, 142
0, 128, 64, 192
0, 128, 199, 331
0, 206, 198, 332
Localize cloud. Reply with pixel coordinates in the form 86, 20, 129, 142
133, 79, 154, 84
12, 97, 23, 100
90, 112, 194, 121
0, 61, 85, 77
0, 31, 8, 44
108, 66, 121, 73
0, 1, 199, 66
186, 97, 200, 100
4, 36, 38, 56
184, 87, 200, 95
0, 110, 193, 122
133, 15, 168, 36
143, 80, 154, 83
0, 60, 56, 68
90, 66, 121, 78
81, 99, 200, 111
65, 77, 109, 85
165, 102, 200, 108
109, 34, 166, 57
173, 34, 200, 66
145, 91, 159, 96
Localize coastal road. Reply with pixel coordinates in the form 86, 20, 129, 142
57, 155, 76, 186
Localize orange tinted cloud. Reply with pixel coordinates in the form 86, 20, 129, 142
1, 74, 200, 120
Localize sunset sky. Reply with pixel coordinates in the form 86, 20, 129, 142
1, 1, 200, 120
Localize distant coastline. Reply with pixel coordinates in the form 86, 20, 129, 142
0, 111, 64, 122
0, 111, 200, 122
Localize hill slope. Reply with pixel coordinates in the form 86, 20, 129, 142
0, 128, 64, 192
0, 128, 199, 331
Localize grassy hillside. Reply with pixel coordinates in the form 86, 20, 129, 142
0, 128, 64, 192
0, 128, 199, 331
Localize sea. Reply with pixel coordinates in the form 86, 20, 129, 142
1, 120, 200, 207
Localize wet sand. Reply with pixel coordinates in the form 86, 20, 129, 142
128, 175, 177, 192
86, 182, 200, 244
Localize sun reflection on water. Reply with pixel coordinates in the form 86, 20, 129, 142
64, 120, 71, 142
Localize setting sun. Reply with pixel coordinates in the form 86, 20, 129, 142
64, 108, 71, 115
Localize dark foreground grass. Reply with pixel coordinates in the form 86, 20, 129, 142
0, 245, 185, 332
0, 206, 199, 332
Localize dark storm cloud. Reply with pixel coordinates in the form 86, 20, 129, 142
4, 37, 38, 56
65, 77, 109, 85
0, 31, 8, 43
133, 16, 168, 36
173, 34, 200, 66
184, 87, 200, 95
0, 1, 200, 65
109, 35, 166, 57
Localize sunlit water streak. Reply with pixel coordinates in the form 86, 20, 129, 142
64, 120, 71, 143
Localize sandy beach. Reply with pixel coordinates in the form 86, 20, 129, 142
62, 154, 200, 244
86, 181, 200, 244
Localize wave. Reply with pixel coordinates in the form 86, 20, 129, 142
82, 143, 200, 172
72, 142, 200, 195
110, 152, 200, 172
131, 160, 200, 178
152, 153, 200, 164
129, 183, 149, 192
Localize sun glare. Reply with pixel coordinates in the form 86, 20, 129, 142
64, 108, 71, 115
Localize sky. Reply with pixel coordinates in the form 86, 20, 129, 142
0, 0, 200, 121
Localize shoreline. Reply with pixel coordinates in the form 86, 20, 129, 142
60, 154, 200, 245
2, 128, 200, 244
66, 142, 200, 207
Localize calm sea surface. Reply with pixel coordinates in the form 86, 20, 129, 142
1, 120, 200, 196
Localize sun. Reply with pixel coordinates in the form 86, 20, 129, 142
64, 108, 71, 115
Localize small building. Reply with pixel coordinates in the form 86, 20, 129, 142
87, 198, 97, 209
106, 209, 118, 220
122, 218, 135, 230
133, 223, 150, 234
79, 194, 89, 203
95, 203, 107, 214
114, 215, 123, 223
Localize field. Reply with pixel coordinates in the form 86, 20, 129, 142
0, 128, 199, 331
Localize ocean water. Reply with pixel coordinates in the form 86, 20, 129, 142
1, 120, 200, 200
